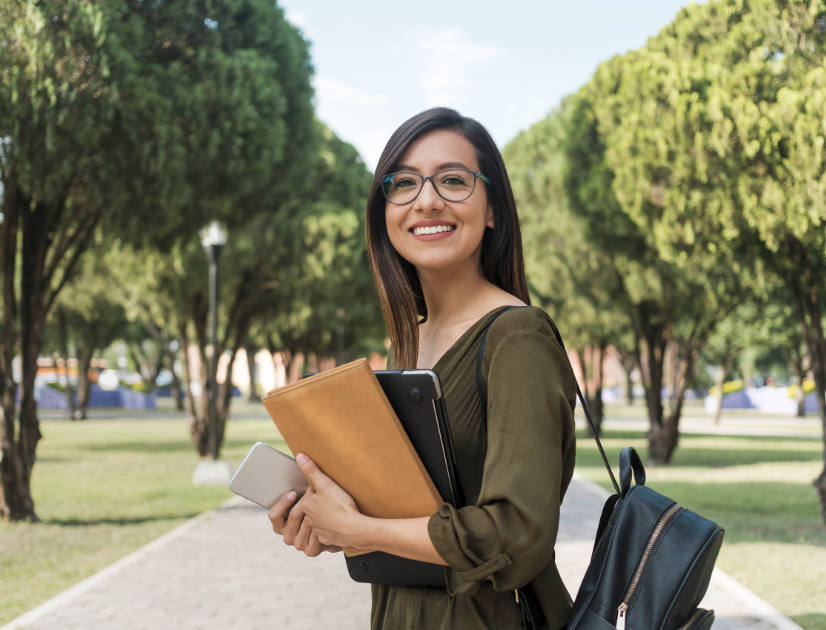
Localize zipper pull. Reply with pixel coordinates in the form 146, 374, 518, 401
616, 603, 628, 630
514, 588, 520, 604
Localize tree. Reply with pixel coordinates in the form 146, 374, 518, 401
505, 101, 628, 435
703, 0, 826, 517
123, 123, 379, 458
629, 0, 826, 514
0, 0, 317, 520
0, 1, 123, 520
42, 241, 129, 419
573, 9, 773, 461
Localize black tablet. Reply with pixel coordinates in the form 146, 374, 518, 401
344, 369, 462, 587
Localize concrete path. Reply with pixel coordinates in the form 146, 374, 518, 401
2, 474, 802, 630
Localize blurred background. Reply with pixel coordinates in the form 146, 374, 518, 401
0, 0, 824, 627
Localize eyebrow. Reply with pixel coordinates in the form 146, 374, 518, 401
394, 161, 472, 173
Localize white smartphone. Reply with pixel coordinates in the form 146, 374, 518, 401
228, 442, 309, 508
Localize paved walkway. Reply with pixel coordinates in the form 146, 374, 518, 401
2, 473, 802, 630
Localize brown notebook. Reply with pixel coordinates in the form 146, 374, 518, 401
261, 358, 442, 555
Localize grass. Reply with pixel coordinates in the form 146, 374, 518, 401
576, 421, 826, 629
0, 399, 282, 626
1, 399, 825, 628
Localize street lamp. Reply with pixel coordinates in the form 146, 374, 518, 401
192, 221, 232, 486
200, 221, 226, 460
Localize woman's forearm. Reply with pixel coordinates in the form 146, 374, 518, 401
352, 515, 448, 566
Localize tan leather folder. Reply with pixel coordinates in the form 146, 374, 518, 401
261, 358, 442, 555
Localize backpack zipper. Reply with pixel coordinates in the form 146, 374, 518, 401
615, 502, 683, 630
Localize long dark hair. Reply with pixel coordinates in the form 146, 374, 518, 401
366, 107, 529, 368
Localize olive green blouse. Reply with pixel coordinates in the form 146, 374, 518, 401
371, 306, 577, 630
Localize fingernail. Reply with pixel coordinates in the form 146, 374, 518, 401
286, 491, 297, 501
296, 453, 308, 464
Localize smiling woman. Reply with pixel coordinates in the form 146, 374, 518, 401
382, 131, 495, 288
266, 108, 577, 630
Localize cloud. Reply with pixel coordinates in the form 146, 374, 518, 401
314, 76, 390, 107
413, 27, 507, 105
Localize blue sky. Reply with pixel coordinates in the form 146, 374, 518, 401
278, 1, 701, 169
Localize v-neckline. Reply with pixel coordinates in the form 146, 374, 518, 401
427, 305, 520, 372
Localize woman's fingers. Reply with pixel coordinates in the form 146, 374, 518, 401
304, 532, 323, 557
268, 490, 298, 534
281, 495, 307, 545
292, 509, 314, 552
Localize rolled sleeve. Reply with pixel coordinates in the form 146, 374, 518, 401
427, 320, 576, 595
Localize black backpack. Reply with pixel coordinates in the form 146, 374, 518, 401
566, 447, 723, 630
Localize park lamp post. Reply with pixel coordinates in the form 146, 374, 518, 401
200, 221, 226, 460
193, 221, 232, 486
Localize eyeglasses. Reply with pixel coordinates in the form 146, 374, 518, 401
381, 168, 492, 205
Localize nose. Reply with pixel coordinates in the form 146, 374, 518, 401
414, 177, 444, 212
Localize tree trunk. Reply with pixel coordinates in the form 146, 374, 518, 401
0, 184, 20, 520
782, 346, 808, 419
639, 329, 666, 427
57, 308, 77, 420
639, 324, 669, 464
586, 344, 606, 437
1, 176, 96, 520
169, 355, 185, 412
161, 343, 185, 412
624, 369, 634, 405
246, 342, 258, 402
3, 194, 56, 522
575, 348, 590, 401
713, 365, 726, 425
217, 347, 242, 457
179, 322, 208, 456
648, 416, 679, 464
612, 345, 637, 405
76, 348, 94, 420
789, 269, 826, 523
286, 351, 304, 383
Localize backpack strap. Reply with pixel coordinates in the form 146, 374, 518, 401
475, 306, 620, 495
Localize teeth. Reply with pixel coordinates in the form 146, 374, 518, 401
413, 225, 455, 235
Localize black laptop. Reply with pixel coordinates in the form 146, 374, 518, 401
344, 369, 462, 587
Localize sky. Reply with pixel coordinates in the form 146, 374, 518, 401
277, 1, 702, 170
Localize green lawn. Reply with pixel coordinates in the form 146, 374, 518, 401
1, 400, 825, 628
0, 401, 282, 625
576, 427, 826, 630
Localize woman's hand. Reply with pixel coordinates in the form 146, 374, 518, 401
293, 453, 368, 551
268, 488, 341, 557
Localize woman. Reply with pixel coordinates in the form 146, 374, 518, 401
269, 107, 577, 629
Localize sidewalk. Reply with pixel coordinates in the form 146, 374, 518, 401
2, 474, 802, 630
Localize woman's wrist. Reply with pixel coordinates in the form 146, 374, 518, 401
346, 514, 447, 565
348, 513, 380, 551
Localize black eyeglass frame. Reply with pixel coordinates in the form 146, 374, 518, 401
381, 168, 493, 205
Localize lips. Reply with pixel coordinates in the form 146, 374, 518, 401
412, 224, 456, 236
409, 220, 456, 236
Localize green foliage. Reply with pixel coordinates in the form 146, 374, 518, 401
505, 101, 627, 356
248, 123, 383, 361
44, 234, 129, 359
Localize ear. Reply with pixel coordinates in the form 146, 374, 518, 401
486, 204, 495, 229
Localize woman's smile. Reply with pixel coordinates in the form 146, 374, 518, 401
410, 220, 457, 239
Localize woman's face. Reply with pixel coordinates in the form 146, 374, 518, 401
384, 129, 494, 275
